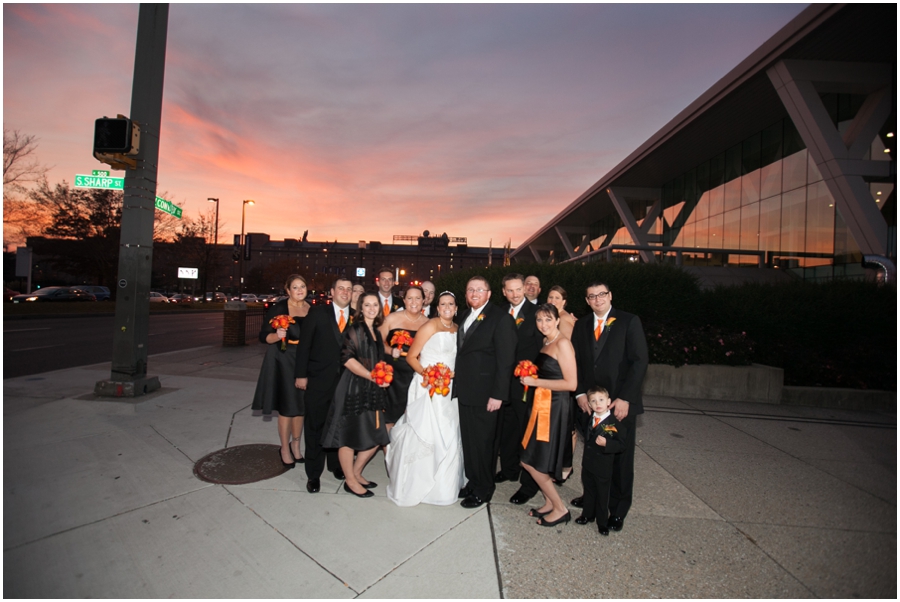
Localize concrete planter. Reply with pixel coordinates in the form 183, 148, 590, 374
643, 363, 783, 403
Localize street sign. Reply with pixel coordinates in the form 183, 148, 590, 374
73, 174, 182, 219
356, 267, 366, 277
177, 267, 198, 279
154, 196, 183, 219
74, 174, 124, 190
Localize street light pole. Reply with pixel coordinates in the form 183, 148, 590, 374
239, 199, 255, 296
207, 197, 219, 245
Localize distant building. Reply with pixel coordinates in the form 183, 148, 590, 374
512, 4, 895, 282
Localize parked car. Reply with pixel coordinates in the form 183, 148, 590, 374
5, 287, 21, 301
149, 291, 170, 303
79, 285, 111, 301
264, 295, 288, 310
168, 294, 193, 304
309, 292, 331, 306
12, 286, 96, 302
203, 292, 227, 302
240, 294, 259, 303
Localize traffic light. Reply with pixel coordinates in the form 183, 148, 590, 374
93, 114, 141, 170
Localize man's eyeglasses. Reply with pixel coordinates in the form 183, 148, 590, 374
586, 291, 610, 300
466, 288, 488, 294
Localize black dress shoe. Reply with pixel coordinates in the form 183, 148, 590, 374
575, 515, 595, 525
362, 482, 377, 489
494, 471, 510, 483
598, 525, 610, 536
460, 494, 486, 509
306, 478, 320, 493
458, 487, 472, 499
509, 490, 535, 505
332, 468, 345, 480
343, 482, 374, 498
607, 516, 624, 531
537, 511, 571, 527
570, 496, 584, 508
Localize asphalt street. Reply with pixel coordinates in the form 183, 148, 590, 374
3, 312, 224, 379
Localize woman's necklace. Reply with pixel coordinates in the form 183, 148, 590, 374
543, 331, 560, 346
288, 299, 306, 309
439, 317, 453, 329
405, 310, 421, 323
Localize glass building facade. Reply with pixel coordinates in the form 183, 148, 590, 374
578, 98, 895, 282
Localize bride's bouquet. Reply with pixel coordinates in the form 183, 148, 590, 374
513, 360, 539, 401
421, 363, 453, 398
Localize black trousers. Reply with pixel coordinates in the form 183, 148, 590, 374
459, 403, 500, 501
303, 382, 341, 480
609, 412, 636, 519
495, 396, 531, 479
581, 456, 613, 521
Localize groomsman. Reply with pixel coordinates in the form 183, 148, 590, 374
569, 281, 648, 532
421, 281, 437, 317
454, 276, 517, 508
376, 267, 403, 316
494, 273, 544, 489
295, 277, 354, 493
524, 275, 541, 304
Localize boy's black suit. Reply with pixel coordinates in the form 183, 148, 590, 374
580, 414, 627, 522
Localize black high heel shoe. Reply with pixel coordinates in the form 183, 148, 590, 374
361, 482, 378, 489
280, 452, 296, 469
553, 469, 573, 485
528, 507, 550, 518
291, 442, 305, 464
343, 482, 374, 498
537, 511, 571, 527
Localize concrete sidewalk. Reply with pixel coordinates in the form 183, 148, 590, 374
3, 344, 896, 598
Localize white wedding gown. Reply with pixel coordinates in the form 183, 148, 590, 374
385, 331, 465, 506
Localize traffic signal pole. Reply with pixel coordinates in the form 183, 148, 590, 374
95, 4, 168, 397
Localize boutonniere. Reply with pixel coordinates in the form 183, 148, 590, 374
604, 317, 616, 330
475, 313, 485, 322
348, 315, 354, 325
393, 304, 400, 311
515, 317, 525, 327
601, 424, 618, 435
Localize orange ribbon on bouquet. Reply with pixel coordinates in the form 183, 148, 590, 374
521, 387, 552, 448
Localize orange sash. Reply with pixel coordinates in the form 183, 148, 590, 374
521, 387, 552, 448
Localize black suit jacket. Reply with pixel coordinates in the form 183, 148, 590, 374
508, 301, 545, 405
582, 414, 627, 474
379, 293, 404, 314
453, 302, 517, 407
294, 305, 354, 392
571, 307, 649, 415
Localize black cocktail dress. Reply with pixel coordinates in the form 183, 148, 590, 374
519, 353, 571, 481
252, 300, 305, 417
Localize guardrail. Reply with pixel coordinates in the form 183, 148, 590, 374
563, 244, 834, 268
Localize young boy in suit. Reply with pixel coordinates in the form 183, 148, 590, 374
576, 386, 627, 535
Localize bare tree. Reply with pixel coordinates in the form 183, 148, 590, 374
3, 128, 51, 248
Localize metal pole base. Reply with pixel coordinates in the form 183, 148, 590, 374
94, 376, 161, 398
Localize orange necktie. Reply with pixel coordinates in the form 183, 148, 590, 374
338, 309, 346, 332
593, 416, 601, 428
594, 322, 602, 341
509, 307, 514, 316
383, 299, 390, 316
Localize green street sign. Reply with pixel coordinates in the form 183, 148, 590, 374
74, 174, 124, 190
92, 170, 111, 177
74, 173, 182, 219
155, 196, 183, 219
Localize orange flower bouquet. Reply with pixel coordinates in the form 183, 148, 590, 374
513, 359, 539, 401
421, 363, 454, 399
389, 330, 414, 359
371, 361, 394, 386
269, 314, 296, 351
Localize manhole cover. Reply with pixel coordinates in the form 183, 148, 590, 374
193, 444, 289, 484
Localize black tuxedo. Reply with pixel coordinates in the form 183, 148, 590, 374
422, 301, 438, 319
571, 307, 648, 519
580, 414, 627, 522
295, 304, 354, 479
495, 301, 545, 480
454, 302, 517, 501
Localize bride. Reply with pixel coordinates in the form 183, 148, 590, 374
386, 292, 465, 506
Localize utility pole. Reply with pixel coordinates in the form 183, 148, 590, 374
95, 4, 168, 397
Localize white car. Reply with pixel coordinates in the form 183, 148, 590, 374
149, 292, 169, 303
240, 294, 259, 303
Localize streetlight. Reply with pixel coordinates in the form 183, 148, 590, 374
207, 198, 219, 245
239, 199, 255, 297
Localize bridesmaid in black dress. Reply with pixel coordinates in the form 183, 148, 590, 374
321, 292, 391, 497
252, 274, 310, 468
378, 285, 429, 429
519, 304, 577, 527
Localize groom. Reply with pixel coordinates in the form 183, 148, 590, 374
454, 276, 517, 508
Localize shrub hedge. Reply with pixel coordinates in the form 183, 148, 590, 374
433, 262, 896, 391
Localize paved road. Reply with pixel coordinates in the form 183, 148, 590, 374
3, 313, 225, 379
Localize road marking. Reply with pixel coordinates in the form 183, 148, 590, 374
14, 344, 61, 352
4, 327, 52, 333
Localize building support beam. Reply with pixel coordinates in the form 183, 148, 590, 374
607, 187, 658, 263
554, 225, 591, 259
768, 60, 891, 256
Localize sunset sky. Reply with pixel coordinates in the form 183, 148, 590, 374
4, 3, 806, 248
